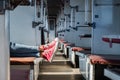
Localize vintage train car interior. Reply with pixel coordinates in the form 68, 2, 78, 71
0, 0, 120, 80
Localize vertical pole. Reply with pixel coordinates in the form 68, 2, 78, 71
41, 0, 43, 22
43, 7, 46, 27
91, 0, 94, 53
34, 0, 37, 21
70, 7, 75, 28
34, 0, 38, 45
46, 16, 48, 30
40, 0, 45, 45
64, 16, 67, 29
0, 11, 10, 80
85, 0, 88, 23
41, 27, 45, 45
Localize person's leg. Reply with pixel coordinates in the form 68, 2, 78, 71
10, 42, 39, 53
10, 52, 40, 57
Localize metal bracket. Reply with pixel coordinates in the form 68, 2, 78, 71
32, 21, 41, 28
62, 30, 65, 32
88, 22, 96, 29
39, 27, 44, 30
69, 26, 77, 31
66, 29, 70, 32
43, 28, 49, 33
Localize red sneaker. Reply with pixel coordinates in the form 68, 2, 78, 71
42, 46, 55, 62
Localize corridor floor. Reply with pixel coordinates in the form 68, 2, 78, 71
38, 51, 85, 80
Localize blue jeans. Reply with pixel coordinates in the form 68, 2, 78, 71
10, 42, 40, 57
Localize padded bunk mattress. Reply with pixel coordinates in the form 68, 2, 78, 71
10, 57, 43, 80
10, 57, 42, 65
89, 54, 120, 65
72, 47, 91, 52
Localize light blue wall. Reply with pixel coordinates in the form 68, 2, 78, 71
63, 0, 92, 48
10, 6, 41, 46
92, 0, 120, 54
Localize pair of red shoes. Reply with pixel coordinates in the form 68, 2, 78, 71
39, 38, 59, 62
40, 40, 56, 51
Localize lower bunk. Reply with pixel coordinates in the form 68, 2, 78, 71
88, 54, 120, 80
10, 38, 59, 80
10, 57, 43, 80
76, 52, 120, 80
11, 69, 30, 80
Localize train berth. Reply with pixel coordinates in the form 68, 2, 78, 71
10, 57, 43, 80
10, 38, 59, 80
58, 39, 67, 52
89, 54, 120, 65
88, 54, 120, 80
63, 42, 75, 58
72, 47, 85, 52
69, 47, 91, 68
11, 69, 30, 80
76, 51, 91, 80
0, 0, 120, 80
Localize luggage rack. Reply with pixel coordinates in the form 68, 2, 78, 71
0, 0, 33, 14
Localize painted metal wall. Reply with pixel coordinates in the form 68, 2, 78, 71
10, 6, 41, 46
0, 11, 10, 80
92, 0, 120, 54
75, 27, 91, 47
63, 0, 92, 48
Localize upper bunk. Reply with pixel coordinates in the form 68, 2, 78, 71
0, 0, 47, 13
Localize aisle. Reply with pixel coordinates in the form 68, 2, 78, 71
38, 51, 85, 80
